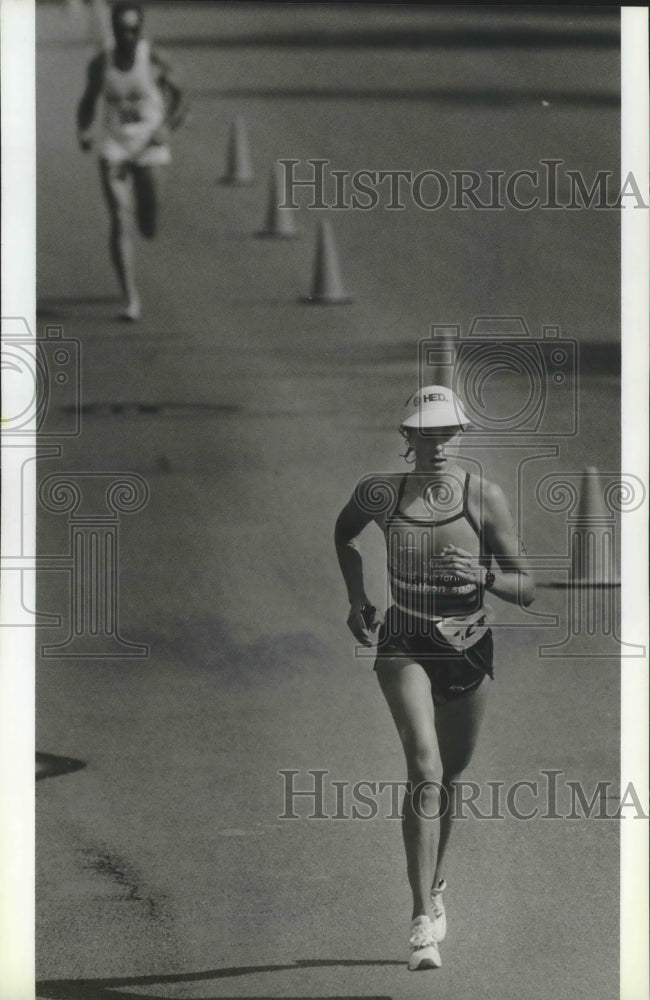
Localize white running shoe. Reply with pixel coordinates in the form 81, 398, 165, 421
118, 298, 142, 322
407, 915, 442, 971
430, 878, 447, 942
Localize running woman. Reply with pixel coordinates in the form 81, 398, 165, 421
76, 2, 187, 320
334, 385, 535, 971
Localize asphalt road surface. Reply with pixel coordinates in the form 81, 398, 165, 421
34, 5, 622, 1000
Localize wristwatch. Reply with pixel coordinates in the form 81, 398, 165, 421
483, 569, 496, 591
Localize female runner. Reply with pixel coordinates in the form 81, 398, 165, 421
334, 385, 535, 970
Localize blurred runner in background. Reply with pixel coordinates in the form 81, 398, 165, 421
76, 2, 187, 320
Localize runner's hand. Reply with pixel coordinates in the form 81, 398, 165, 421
150, 124, 170, 146
347, 602, 383, 646
439, 545, 484, 585
78, 131, 93, 152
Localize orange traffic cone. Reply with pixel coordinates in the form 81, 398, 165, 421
220, 115, 254, 185
570, 467, 620, 586
303, 219, 352, 304
257, 164, 300, 238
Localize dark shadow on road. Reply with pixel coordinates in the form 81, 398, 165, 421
270, 338, 620, 375
55, 402, 241, 418
36, 310, 65, 320
38, 959, 402, 1000
37, 298, 121, 320
38, 297, 121, 307
192, 86, 619, 107
138, 614, 328, 679
111, 27, 621, 51
37, 19, 620, 54
36, 752, 86, 781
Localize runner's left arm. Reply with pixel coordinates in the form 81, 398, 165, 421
441, 482, 536, 607
151, 46, 189, 130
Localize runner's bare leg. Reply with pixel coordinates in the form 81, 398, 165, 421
132, 164, 161, 239
376, 658, 442, 919
99, 159, 141, 319
433, 681, 489, 884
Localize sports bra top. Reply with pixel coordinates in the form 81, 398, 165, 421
383, 471, 489, 619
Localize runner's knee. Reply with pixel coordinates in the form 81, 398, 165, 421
406, 748, 441, 787
109, 209, 133, 239
409, 770, 442, 817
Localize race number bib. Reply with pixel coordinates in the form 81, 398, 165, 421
119, 102, 143, 125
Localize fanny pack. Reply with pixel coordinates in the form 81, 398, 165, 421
433, 607, 491, 652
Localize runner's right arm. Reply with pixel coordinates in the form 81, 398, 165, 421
335, 491, 382, 646
76, 53, 105, 149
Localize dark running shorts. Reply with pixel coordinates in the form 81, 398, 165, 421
374, 605, 494, 705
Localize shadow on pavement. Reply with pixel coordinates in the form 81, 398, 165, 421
137, 27, 621, 51
38, 25, 620, 54
138, 614, 328, 678
37, 297, 122, 320
193, 86, 619, 108
57, 402, 241, 417
36, 752, 87, 781
38, 959, 403, 1000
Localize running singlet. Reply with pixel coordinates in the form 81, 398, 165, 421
100, 40, 170, 165
384, 471, 487, 621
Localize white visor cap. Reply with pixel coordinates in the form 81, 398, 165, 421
401, 385, 470, 430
